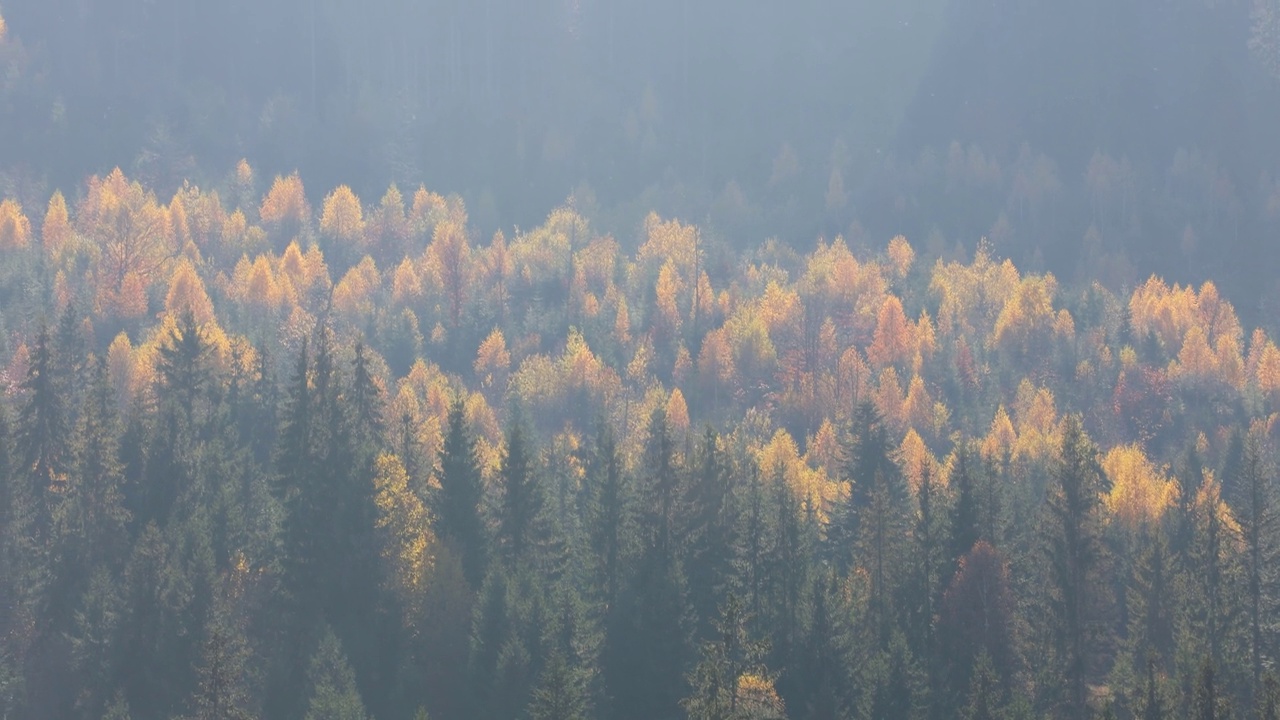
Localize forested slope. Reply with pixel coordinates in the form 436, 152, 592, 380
0, 161, 1277, 719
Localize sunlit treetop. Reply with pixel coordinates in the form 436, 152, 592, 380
0, 198, 31, 250
259, 172, 310, 229
320, 185, 366, 246
1103, 444, 1177, 530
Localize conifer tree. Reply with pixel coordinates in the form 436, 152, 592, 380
1042, 416, 1110, 717
1231, 435, 1278, 696
304, 627, 370, 720
18, 322, 67, 495
436, 397, 487, 588
497, 407, 539, 568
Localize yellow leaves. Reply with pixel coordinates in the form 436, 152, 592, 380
758, 280, 803, 340
735, 673, 787, 719
107, 332, 140, 406
245, 255, 285, 312
426, 219, 472, 327
320, 184, 366, 246
373, 452, 434, 619
1169, 325, 1217, 383
697, 328, 736, 388
655, 259, 685, 333
0, 198, 31, 250
1253, 336, 1280, 403
981, 405, 1017, 463
474, 328, 511, 393
332, 256, 381, 320
42, 191, 72, 263
992, 274, 1058, 357
638, 212, 698, 277
867, 295, 913, 368
886, 235, 915, 278
874, 367, 906, 431
259, 172, 310, 229
899, 428, 940, 494
235, 159, 254, 191
758, 428, 835, 517
408, 186, 449, 241
163, 259, 215, 324
1192, 470, 1242, 541
81, 169, 174, 319
1103, 444, 1177, 530
666, 388, 690, 436
0, 13, 7, 43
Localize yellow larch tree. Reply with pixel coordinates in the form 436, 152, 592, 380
426, 219, 471, 329
372, 452, 434, 622
163, 259, 215, 324
42, 191, 73, 264
1103, 445, 1177, 531
259, 172, 311, 244
867, 294, 914, 368
886, 235, 915, 279
0, 198, 31, 251
474, 328, 511, 395
332, 256, 381, 322
320, 184, 366, 249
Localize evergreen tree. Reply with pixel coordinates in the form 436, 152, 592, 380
18, 321, 67, 495
685, 426, 738, 637
1230, 435, 1278, 697
949, 445, 982, 567
829, 401, 897, 573
1193, 659, 1233, 720
909, 460, 948, 707
186, 609, 254, 720
528, 649, 590, 720
1041, 416, 1110, 717
436, 397, 488, 588
497, 408, 539, 568
585, 419, 632, 608
304, 627, 370, 720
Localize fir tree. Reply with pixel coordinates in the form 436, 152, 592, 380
436, 397, 487, 588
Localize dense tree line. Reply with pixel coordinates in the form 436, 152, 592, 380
0, 160, 1278, 719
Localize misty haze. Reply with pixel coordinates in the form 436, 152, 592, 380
0, 1, 1279, 719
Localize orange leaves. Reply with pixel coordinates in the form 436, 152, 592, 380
80, 169, 174, 320
666, 388, 690, 436
867, 295, 914, 368
42, 191, 72, 262
638, 212, 697, 277
426, 219, 472, 328
0, 198, 31, 250
474, 328, 511, 394
332, 256, 381, 320
992, 274, 1058, 359
886, 235, 915, 279
757, 428, 836, 517
1102, 445, 1177, 530
320, 184, 366, 246
164, 259, 215, 324
259, 172, 310, 230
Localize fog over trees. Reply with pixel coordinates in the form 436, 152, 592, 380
3, 1, 1280, 719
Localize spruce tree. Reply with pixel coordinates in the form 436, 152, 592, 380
304, 627, 370, 720
435, 397, 487, 588
1042, 415, 1110, 718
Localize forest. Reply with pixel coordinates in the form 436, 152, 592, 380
3, 2, 1280, 720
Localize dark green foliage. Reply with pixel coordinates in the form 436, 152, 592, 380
497, 408, 540, 567
436, 398, 488, 588
1041, 416, 1110, 717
